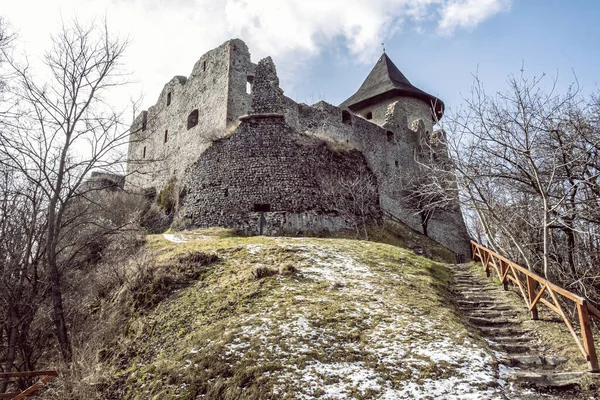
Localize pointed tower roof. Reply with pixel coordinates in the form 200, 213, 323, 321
340, 53, 444, 119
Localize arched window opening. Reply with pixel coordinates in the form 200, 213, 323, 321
395, 160, 399, 168
246, 76, 254, 94
187, 109, 199, 129
142, 146, 146, 159
342, 110, 352, 125
164, 130, 168, 143
365, 112, 373, 120
386, 131, 394, 142
167, 92, 172, 106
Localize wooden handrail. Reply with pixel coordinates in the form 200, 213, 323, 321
471, 240, 600, 371
0, 370, 57, 399
0, 371, 58, 379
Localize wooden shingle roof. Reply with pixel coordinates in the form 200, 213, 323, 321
340, 53, 444, 119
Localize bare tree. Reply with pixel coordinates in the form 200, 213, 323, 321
0, 19, 131, 362
447, 68, 600, 295
400, 126, 460, 237
0, 165, 49, 394
321, 164, 380, 239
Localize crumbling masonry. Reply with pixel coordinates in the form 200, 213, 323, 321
126, 39, 470, 257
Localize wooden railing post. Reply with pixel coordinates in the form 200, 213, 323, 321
500, 260, 508, 291
578, 301, 599, 371
526, 275, 539, 320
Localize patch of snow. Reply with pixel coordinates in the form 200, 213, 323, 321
246, 244, 265, 254
163, 233, 188, 243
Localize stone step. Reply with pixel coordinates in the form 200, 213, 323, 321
469, 316, 520, 326
462, 297, 506, 305
468, 310, 520, 319
461, 304, 514, 312
493, 336, 535, 344
479, 326, 532, 337
491, 343, 536, 354
457, 299, 509, 306
507, 371, 584, 390
461, 295, 498, 302
543, 356, 569, 367
504, 354, 543, 366
452, 284, 498, 291
503, 354, 569, 367
456, 288, 497, 294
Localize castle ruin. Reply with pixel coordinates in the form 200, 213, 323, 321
126, 39, 470, 257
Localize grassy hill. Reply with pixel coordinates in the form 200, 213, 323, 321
48, 228, 501, 400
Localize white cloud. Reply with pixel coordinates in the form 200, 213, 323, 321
437, 0, 511, 35
2, 0, 511, 109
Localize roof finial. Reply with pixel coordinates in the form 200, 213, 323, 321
381, 42, 386, 54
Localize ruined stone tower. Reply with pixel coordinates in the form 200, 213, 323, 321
126, 39, 470, 257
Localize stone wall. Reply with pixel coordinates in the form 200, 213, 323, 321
126, 39, 255, 190
177, 114, 380, 235
284, 96, 471, 257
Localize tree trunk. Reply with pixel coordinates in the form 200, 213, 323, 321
46, 205, 71, 362
1, 310, 18, 393
542, 204, 550, 279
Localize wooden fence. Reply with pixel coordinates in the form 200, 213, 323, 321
471, 240, 600, 371
0, 371, 58, 399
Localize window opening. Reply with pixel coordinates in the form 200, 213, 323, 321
365, 112, 373, 120
342, 110, 352, 125
167, 92, 171, 106
164, 130, 168, 143
187, 109, 199, 129
253, 204, 271, 212
143, 146, 146, 159
203, 61, 206, 71
141, 112, 147, 131
246, 76, 254, 94
387, 131, 394, 142
395, 160, 399, 168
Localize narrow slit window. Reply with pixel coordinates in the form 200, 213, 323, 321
203, 61, 206, 71
167, 92, 172, 106
143, 146, 146, 159
246, 76, 254, 94
164, 130, 168, 143
365, 112, 373, 120
187, 109, 199, 129
395, 160, 399, 168
141, 112, 147, 131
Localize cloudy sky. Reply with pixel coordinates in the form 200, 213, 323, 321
3, 0, 599, 116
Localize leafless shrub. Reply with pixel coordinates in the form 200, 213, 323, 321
321, 163, 380, 239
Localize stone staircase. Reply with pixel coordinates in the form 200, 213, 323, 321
451, 263, 593, 398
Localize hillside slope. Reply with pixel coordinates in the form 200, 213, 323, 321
75, 230, 504, 400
